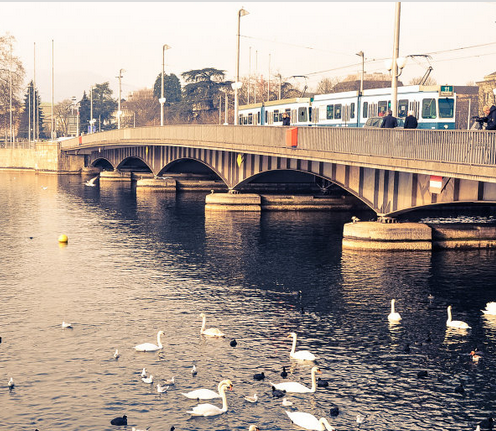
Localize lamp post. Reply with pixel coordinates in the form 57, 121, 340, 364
117, 69, 125, 129
89, 86, 96, 133
160, 44, 171, 126
234, 7, 249, 125
390, 2, 401, 116
356, 51, 365, 95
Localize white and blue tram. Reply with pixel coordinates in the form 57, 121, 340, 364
238, 85, 457, 130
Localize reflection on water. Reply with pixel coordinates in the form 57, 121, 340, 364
1, 171, 495, 431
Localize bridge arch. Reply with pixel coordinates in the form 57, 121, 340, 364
91, 157, 114, 171
159, 157, 228, 186
116, 156, 152, 173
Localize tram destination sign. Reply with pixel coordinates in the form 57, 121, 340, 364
439, 85, 454, 97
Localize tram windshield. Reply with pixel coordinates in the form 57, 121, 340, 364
438, 98, 455, 118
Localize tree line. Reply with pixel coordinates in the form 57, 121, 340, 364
1, 33, 438, 141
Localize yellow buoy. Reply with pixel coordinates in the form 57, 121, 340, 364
58, 234, 68, 243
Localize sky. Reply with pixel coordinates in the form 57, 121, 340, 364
1, 1, 496, 103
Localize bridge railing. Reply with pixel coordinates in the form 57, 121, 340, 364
61, 125, 496, 167
297, 128, 496, 166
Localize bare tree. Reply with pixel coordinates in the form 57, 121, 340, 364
122, 88, 159, 127
316, 77, 339, 94
54, 99, 74, 136
409, 76, 437, 85
0, 33, 26, 141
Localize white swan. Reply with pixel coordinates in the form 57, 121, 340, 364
134, 330, 165, 352
285, 411, 335, 430
271, 366, 321, 393
446, 306, 471, 329
182, 379, 231, 400
187, 380, 233, 416
482, 301, 496, 315
200, 313, 225, 337
388, 299, 402, 322
288, 332, 316, 361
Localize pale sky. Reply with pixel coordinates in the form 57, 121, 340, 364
1, 1, 496, 103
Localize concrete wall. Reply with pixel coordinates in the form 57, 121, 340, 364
0, 142, 84, 173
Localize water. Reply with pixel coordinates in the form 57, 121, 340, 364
1, 171, 495, 431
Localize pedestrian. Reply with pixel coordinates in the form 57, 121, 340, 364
381, 110, 398, 129
404, 110, 418, 129
282, 112, 291, 126
481, 105, 496, 130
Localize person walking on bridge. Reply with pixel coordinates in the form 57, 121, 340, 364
481, 105, 496, 130
404, 110, 418, 129
381, 110, 398, 128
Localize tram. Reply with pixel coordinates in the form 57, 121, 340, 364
239, 85, 458, 130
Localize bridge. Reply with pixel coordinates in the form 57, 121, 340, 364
60, 125, 496, 217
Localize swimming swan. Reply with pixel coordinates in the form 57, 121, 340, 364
200, 313, 225, 337
134, 330, 165, 352
271, 366, 321, 393
187, 380, 233, 416
388, 299, 402, 322
446, 306, 471, 329
182, 379, 232, 400
285, 411, 335, 430
288, 332, 316, 361
482, 301, 496, 315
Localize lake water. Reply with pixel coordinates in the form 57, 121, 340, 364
1, 171, 495, 431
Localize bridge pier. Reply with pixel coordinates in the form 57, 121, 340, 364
205, 192, 262, 212
136, 177, 177, 191
99, 170, 132, 182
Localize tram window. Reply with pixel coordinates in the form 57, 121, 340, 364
439, 98, 454, 118
363, 102, 368, 118
298, 107, 308, 122
326, 105, 334, 120
248, 113, 253, 125
350, 103, 355, 119
398, 99, 408, 118
378, 101, 388, 116
422, 98, 437, 119
273, 110, 279, 123
265, 111, 268, 124
335, 104, 342, 120
309, 107, 312, 122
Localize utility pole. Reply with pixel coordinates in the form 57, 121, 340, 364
391, 2, 401, 117
117, 69, 125, 129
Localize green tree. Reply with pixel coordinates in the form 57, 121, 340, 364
153, 73, 182, 105
17, 80, 46, 140
78, 82, 117, 133
181, 68, 228, 123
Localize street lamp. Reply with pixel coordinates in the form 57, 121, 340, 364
234, 7, 249, 125
117, 69, 125, 129
356, 51, 365, 95
160, 44, 171, 126
89, 86, 96, 133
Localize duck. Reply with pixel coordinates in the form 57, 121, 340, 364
230, 338, 237, 347
187, 380, 233, 416
271, 386, 286, 398
482, 302, 496, 315
8, 377, 14, 389
388, 299, 402, 322
61, 321, 73, 329
470, 350, 482, 363
288, 332, 316, 361
417, 370, 428, 379
282, 397, 293, 406
253, 371, 265, 381
280, 366, 288, 378
329, 406, 339, 417
454, 382, 465, 395
446, 306, 471, 329
199, 313, 225, 337
142, 375, 153, 384
285, 411, 335, 431
191, 365, 198, 376
113, 349, 120, 360
182, 378, 232, 400
317, 377, 329, 387
134, 330, 165, 352
270, 366, 321, 393
478, 416, 494, 429
244, 393, 258, 403
110, 415, 128, 426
